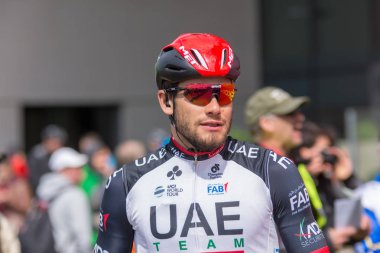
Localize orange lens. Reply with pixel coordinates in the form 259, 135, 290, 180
183, 83, 236, 106
219, 83, 236, 106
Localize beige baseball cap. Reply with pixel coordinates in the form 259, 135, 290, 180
245, 86, 310, 129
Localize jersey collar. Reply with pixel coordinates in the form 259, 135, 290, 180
168, 136, 225, 161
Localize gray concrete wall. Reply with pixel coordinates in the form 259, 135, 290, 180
0, 0, 262, 147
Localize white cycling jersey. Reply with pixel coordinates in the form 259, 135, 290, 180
95, 137, 329, 253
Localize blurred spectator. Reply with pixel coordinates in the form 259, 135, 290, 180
28, 124, 67, 194
354, 138, 380, 252
78, 131, 103, 156
81, 142, 115, 199
244, 86, 309, 156
355, 177, 380, 253
0, 153, 32, 234
146, 128, 169, 152
80, 142, 115, 246
113, 139, 146, 253
6, 146, 29, 179
115, 139, 147, 168
36, 147, 91, 253
244, 86, 310, 252
0, 213, 21, 253
289, 121, 370, 252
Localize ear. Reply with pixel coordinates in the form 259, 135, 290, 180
258, 116, 275, 133
157, 90, 173, 116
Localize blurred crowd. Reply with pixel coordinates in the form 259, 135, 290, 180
0, 125, 169, 253
244, 86, 380, 253
0, 86, 379, 253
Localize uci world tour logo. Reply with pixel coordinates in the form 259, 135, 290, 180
167, 166, 182, 180
154, 186, 165, 197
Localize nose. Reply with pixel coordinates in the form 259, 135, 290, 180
205, 96, 221, 115
293, 111, 305, 123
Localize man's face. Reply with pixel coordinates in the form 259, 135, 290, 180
171, 77, 234, 152
44, 137, 64, 154
273, 110, 305, 150
300, 135, 331, 176
65, 167, 83, 184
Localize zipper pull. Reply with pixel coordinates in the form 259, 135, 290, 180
194, 154, 198, 165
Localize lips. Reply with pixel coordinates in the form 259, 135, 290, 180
293, 122, 303, 132
201, 121, 223, 127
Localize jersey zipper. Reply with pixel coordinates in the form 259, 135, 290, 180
192, 154, 199, 252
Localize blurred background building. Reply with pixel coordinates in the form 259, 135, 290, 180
0, 0, 378, 179
0, 0, 260, 150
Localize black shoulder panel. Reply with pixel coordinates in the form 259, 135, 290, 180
122, 146, 173, 195
220, 137, 269, 186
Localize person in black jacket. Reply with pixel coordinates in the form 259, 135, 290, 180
27, 124, 67, 194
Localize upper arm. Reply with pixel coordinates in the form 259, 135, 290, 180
94, 168, 134, 253
266, 151, 330, 253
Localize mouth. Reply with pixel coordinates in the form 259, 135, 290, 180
200, 121, 224, 129
293, 123, 303, 132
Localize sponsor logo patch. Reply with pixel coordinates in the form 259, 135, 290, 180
288, 183, 310, 215
167, 166, 182, 180
295, 217, 325, 248
94, 244, 109, 253
99, 212, 110, 232
154, 184, 183, 197
154, 186, 165, 197
208, 164, 223, 179
207, 182, 228, 195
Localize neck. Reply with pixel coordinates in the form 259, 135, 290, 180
170, 136, 225, 158
170, 125, 197, 152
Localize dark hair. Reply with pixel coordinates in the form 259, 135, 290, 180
41, 124, 68, 142
289, 121, 333, 164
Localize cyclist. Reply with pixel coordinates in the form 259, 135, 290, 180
94, 33, 330, 253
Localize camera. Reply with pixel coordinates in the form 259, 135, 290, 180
321, 150, 338, 165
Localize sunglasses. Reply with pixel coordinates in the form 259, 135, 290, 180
165, 83, 237, 106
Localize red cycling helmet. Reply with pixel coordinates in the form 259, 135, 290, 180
155, 33, 240, 89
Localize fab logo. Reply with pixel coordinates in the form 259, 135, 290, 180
207, 182, 228, 195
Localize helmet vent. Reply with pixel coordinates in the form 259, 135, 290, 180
221, 49, 227, 68
166, 64, 184, 71
162, 46, 174, 52
190, 49, 209, 70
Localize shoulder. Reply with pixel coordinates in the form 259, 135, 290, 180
222, 137, 273, 184
264, 150, 301, 189
222, 137, 266, 165
103, 168, 125, 196
121, 147, 172, 192
227, 141, 303, 198
29, 144, 48, 159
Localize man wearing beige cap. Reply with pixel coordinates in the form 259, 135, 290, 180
245, 86, 310, 156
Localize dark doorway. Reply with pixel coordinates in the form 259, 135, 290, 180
24, 105, 119, 152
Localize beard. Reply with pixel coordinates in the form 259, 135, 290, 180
173, 111, 232, 152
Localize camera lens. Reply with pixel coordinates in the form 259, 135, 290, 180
321, 150, 338, 165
